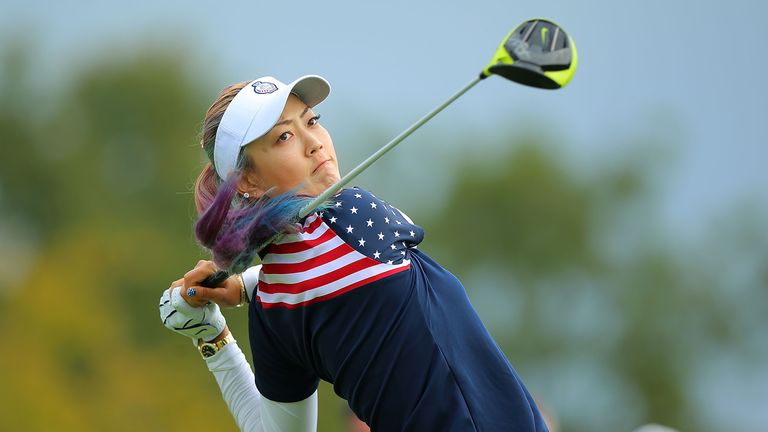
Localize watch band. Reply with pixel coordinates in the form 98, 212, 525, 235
236, 273, 249, 307
198, 333, 235, 359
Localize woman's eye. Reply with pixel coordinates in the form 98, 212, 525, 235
278, 132, 292, 142
308, 115, 321, 126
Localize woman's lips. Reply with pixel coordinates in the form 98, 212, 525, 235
313, 160, 329, 174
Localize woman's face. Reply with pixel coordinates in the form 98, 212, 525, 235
241, 94, 340, 197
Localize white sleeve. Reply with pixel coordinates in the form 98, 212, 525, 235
241, 265, 262, 302
205, 339, 318, 432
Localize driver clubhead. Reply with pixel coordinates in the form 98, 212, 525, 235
482, 19, 578, 89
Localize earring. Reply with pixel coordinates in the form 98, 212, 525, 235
243, 192, 250, 199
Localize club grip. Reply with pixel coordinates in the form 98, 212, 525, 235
200, 270, 230, 288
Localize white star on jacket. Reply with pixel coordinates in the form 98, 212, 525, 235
323, 187, 424, 264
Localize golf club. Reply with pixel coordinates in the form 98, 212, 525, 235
200, 18, 577, 288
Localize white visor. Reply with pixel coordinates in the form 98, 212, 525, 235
213, 75, 331, 180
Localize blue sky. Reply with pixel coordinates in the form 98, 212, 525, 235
3, 0, 767, 240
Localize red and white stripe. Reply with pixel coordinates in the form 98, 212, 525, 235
256, 214, 410, 308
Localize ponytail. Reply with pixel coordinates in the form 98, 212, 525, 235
193, 163, 219, 215
195, 182, 324, 274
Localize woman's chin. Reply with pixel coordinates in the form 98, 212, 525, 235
317, 174, 341, 190
295, 173, 340, 197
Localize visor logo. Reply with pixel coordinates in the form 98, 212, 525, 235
252, 81, 278, 94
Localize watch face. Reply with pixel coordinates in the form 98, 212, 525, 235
201, 345, 217, 358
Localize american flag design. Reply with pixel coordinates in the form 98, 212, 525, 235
256, 187, 425, 308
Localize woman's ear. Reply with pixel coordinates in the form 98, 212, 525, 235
237, 171, 266, 199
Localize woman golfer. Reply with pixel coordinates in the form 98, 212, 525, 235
160, 75, 548, 431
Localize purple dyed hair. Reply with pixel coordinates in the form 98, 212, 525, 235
194, 176, 329, 274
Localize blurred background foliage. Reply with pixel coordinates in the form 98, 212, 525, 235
0, 41, 766, 432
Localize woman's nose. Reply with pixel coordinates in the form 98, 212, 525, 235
306, 134, 323, 155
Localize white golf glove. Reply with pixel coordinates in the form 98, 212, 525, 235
159, 286, 226, 342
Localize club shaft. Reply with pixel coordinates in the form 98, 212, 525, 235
298, 76, 482, 218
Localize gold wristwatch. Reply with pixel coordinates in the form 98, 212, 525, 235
198, 333, 235, 359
